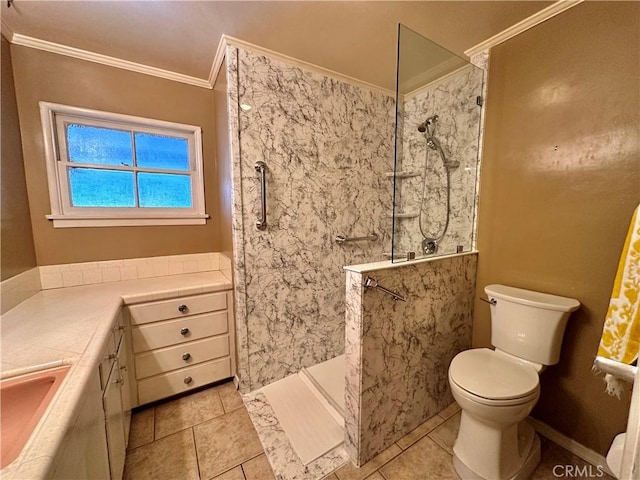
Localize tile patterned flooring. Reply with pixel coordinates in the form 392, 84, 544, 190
124, 382, 612, 480
124, 381, 273, 480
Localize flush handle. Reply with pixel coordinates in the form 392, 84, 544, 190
480, 297, 497, 306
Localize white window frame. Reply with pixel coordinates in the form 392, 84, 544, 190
39, 102, 209, 228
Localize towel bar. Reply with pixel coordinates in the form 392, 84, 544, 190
364, 277, 406, 302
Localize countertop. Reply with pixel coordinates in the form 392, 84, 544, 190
0, 270, 232, 479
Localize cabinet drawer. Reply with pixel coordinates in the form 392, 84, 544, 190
134, 335, 230, 380
128, 292, 227, 325
137, 357, 231, 405
131, 311, 228, 353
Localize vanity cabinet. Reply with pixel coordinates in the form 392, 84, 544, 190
100, 312, 132, 479
125, 290, 236, 406
50, 372, 110, 480
51, 314, 131, 480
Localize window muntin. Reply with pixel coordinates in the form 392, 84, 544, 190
40, 102, 207, 227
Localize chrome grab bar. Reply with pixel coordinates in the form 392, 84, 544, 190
255, 161, 267, 230
364, 276, 406, 302
335, 232, 378, 245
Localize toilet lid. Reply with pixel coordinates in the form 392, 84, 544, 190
450, 349, 539, 400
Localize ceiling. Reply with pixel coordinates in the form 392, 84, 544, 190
1, 1, 554, 91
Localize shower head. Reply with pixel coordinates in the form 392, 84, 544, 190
417, 115, 439, 134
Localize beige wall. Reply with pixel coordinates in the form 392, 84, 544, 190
475, 1, 639, 455
213, 62, 233, 255
1, 35, 37, 280
10, 45, 220, 265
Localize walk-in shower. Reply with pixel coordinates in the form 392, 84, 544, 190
391, 25, 484, 261
216, 46, 394, 393
417, 114, 460, 255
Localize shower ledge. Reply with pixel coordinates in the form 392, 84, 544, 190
384, 212, 418, 218
385, 171, 420, 178
344, 250, 477, 273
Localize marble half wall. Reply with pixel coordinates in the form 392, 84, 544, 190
344, 253, 477, 465
223, 46, 396, 392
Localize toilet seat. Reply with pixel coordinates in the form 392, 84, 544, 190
449, 349, 539, 404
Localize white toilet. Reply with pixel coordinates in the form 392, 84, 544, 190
448, 284, 580, 480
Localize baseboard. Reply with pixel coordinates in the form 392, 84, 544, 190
528, 417, 615, 477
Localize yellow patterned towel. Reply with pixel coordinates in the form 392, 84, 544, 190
596, 203, 640, 396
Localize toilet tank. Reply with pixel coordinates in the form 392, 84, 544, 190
485, 284, 580, 365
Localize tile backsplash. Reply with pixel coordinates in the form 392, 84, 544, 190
39, 252, 222, 289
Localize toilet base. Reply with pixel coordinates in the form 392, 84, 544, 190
453, 423, 541, 480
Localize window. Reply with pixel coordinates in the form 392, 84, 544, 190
40, 102, 208, 227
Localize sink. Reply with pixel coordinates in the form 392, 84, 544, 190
1, 365, 70, 468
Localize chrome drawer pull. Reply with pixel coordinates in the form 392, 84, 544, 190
178, 304, 189, 314
180, 327, 190, 336
184, 376, 193, 384
182, 353, 191, 361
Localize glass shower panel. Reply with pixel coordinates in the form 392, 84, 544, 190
392, 25, 483, 262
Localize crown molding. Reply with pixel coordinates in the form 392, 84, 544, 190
465, 0, 585, 57
212, 34, 395, 98
10, 33, 212, 89
209, 33, 228, 88
5, 0, 585, 94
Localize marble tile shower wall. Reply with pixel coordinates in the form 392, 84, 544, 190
225, 47, 396, 391
344, 254, 477, 465
394, 66, 483, 257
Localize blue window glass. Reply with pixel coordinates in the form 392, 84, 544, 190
138, 173, 192, 208
67, 124, 133, 166
69, 168, 135, 207
135, 133, 189, 171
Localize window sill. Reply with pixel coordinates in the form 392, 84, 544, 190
46, 214, 209, 228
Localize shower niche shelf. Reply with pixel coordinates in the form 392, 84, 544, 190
385, 171, 420, 179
